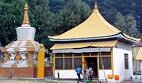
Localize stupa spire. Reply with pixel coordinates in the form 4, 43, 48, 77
94, 0, 98, 11
22, 3, 30, 26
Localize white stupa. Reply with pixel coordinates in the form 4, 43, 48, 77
5, 3, 39, 49
1, 3, 40, 67
16, 3, 36, 41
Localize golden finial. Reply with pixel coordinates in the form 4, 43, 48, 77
94, 0, 98, 11
22, 3, 30, 25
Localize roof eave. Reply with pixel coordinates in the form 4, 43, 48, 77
121, 33, 137, 43
49, 32, 137, 44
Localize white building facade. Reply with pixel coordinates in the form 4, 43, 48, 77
51, 41, 134, 82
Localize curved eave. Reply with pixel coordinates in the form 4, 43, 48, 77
49, 33, 120, 41
49, 32, 137, 44
121, 33, 138, 43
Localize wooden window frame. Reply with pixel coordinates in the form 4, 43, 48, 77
55, 53, 82, 70
99, 52, 111, 69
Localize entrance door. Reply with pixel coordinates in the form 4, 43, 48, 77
85, 57, 98, 78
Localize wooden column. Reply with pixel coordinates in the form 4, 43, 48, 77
37, 44, 45, 78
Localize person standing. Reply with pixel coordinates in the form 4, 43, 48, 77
88, 67, 93, 81
76, 66, 82, 82
84, 66, 88, 83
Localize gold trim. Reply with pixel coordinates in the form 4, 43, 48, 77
63, 53, 65, 69
97, 53, 99, 78
53, 53, 56, 77
72, 53, 74, 69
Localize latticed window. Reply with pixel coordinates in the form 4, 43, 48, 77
99, 57, 111, 69
74, 58, 82, 68
124, 54, 129, 69
55, 53, 82, 70
99, 52, 111, 69
55, 58, 63, 69
64, 58, 72, 69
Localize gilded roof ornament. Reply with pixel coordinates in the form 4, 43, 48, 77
22, 3, 30, 26
94, 0, 98, 11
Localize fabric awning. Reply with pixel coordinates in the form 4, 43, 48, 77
51, 40, 118, 50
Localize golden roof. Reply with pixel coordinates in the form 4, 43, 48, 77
51, 40, 118, 50
49, 4, 121, 40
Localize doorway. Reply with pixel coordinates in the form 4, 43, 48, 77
85, 57, 98, 78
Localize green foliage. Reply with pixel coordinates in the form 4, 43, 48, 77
115, 12, 139, 37
50, 0, 91, 35
28, 0, 54, 48
48, 0, 68, 12
0, 0, 24, 45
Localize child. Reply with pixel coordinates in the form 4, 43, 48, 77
88, 67, 93, 81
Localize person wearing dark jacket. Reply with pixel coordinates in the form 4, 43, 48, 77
76, 66, 82, 82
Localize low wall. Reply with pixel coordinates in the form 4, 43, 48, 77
0, 67, 53, 78
44, 67, 53, 77
0, 67, 37, 78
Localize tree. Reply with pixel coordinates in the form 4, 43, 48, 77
50, 0, 91, 35
134, 0, 142, 33
28, 0, 55, 48
115, 12, 126, 32
48, 0, 68, 13
0, 0, 24, 45
125, 14, 140, 37
115, 12, 139, 37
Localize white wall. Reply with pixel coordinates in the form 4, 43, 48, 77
98, 70, 112, 79
55, 70, 83, 79
113, 47, 133, 81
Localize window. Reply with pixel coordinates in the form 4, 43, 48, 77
133, 60, 141, 75
74, 58, 82, 68
99, 57, 111, 69
55, 58, 63, 69
99, 52, 111, 69
74, 53, 82, 57
55, 53, 82, 70
100, 52, 110, 56
64, 58, 72, 69
64, 53, 72, 57
124, 54, 129, 69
